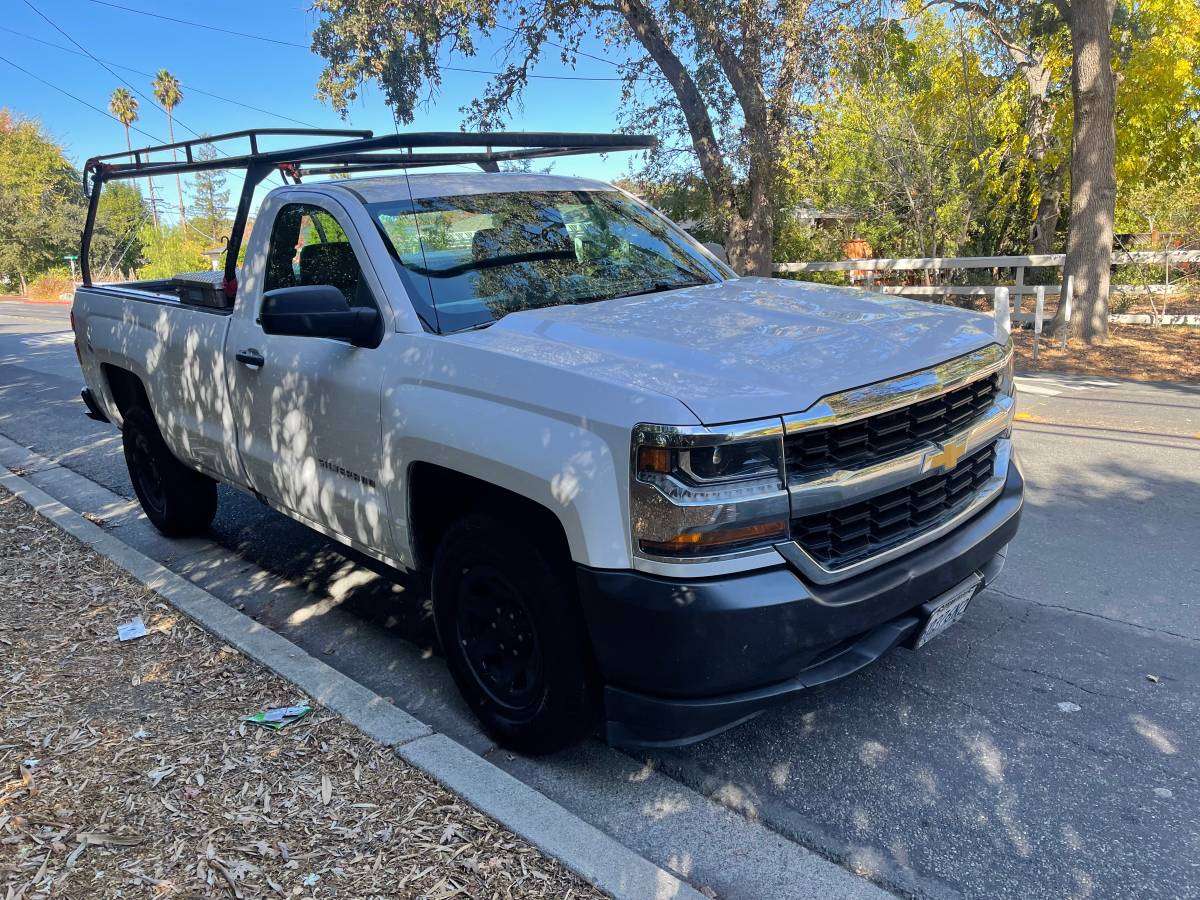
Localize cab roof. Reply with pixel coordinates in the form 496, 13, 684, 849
323, 172, 617, 203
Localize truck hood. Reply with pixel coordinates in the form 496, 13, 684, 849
461, 277, 1004, 425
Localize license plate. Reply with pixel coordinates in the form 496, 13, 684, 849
914, 575, 981, 648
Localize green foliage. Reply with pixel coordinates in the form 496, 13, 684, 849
802, 15, 1028, 259
628, 174, 723, 244
0, 110, 84, 290
1113, 0, 1200, 215
108, 88, 138, 132
151, 70, 182, 112
136, 223, 209, 280
91, 182, 150, 277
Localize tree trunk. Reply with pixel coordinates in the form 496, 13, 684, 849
1031, 159, 1066, 253
1059, 0, 1118, 343
725, 173, 774, 275
1022, 57, 1065, 254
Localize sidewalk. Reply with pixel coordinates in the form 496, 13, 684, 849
0, 486, 606, 899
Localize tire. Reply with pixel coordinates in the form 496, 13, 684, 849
121, 406, 218, 537
431, 513, 598, 754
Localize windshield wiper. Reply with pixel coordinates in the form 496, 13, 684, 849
607, 279, 704, 302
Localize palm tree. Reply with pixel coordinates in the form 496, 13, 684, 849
108, 87, 158, 230
152, 69, 186, 228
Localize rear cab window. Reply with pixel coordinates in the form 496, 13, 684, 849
264, 203, 377, 311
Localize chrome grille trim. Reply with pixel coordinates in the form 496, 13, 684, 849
782, 343, 1011, 436
785, 393, 1014, 512
776, 344, 1015, 584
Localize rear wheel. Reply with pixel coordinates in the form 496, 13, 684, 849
432, 513, 598, 754
122, 406, 217, 537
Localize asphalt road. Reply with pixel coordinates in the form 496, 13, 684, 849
3, 300, 1198, 899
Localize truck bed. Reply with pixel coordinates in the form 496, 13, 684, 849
86, 271, 233, 313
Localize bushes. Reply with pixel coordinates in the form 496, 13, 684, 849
135, 224, 210, 280
26, 268, 74, 301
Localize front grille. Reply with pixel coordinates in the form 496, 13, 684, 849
785, 374, 1000, 479
792, 442, 997, 569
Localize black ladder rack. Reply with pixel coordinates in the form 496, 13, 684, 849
80, 128, 655, 301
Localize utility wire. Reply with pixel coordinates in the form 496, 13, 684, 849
22, 0, 217, 144
84, 0, 312, 49
81, 0, 632, 81
0, 52, 166, 143
0, 24, 323, 128
65, 0, 955, 153
21, 0, 289, 187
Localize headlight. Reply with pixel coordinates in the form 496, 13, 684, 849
630, 421, 790, 559
999, 340, 1015, 396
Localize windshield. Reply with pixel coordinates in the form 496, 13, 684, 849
369, 189, 728, 333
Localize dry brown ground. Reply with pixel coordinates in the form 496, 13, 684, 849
1011, 325, 1200, 382
0, 489, 606, 900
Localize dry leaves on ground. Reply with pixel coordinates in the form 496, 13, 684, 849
1012, 325, 1200, 382
0, 488, 606, 900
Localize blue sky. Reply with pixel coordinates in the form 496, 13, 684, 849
2, 0, 644, 223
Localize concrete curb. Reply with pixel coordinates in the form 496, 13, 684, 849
0, 465, 705, 900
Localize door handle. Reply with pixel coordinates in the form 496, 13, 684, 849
236, 348, 265, 368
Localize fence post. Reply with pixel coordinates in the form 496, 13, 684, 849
994, 286, 1011, 337
1060, 274, 1073, 348
1033, 286, 1045, 365
1014, 266, 1025, 315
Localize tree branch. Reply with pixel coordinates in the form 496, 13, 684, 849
612, 0, 736, 214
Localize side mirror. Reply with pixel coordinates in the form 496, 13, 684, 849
260, 284, 380, 347
702, 241, 728, 264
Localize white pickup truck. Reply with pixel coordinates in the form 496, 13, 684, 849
71, 130, 1022, 752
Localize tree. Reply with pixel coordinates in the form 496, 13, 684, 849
92, 181, 150, 277
310, 0, 842, 275
1110, 0, 1200, 209
109, 87, 159, 230
923, 2, 1070, 254
805, 15, 1021, 262
188, 142, 230, 246
0, 110, 83, 292
152, 69, 186, 228
928, 0, 1118, 343
1055, 0, 1118, 343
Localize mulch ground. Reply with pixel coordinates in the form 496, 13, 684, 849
0, 488, 606, 900
1011, 325, 1200, 382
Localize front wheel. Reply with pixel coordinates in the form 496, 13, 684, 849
122, 406, 217, 537
432, 513, 598, 754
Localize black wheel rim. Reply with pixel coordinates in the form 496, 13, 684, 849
455, 564, 543, 711
129, 430, 167, 518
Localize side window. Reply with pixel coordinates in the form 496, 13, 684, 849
263, 203, 376, 309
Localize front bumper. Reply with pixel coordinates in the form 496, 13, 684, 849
577, 459, 1023, 749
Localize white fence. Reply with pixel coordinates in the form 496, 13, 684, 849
774, 248, 1200, 349
773, 250, 1200, 286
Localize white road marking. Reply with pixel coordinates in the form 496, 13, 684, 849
1015, 380, 1062, 397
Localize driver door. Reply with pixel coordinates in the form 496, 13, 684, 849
225, 196, 392, 556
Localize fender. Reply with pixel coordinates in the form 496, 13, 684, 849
380, 334, 698, 571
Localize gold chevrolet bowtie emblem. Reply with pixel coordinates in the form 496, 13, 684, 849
927, 437, 969, 472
